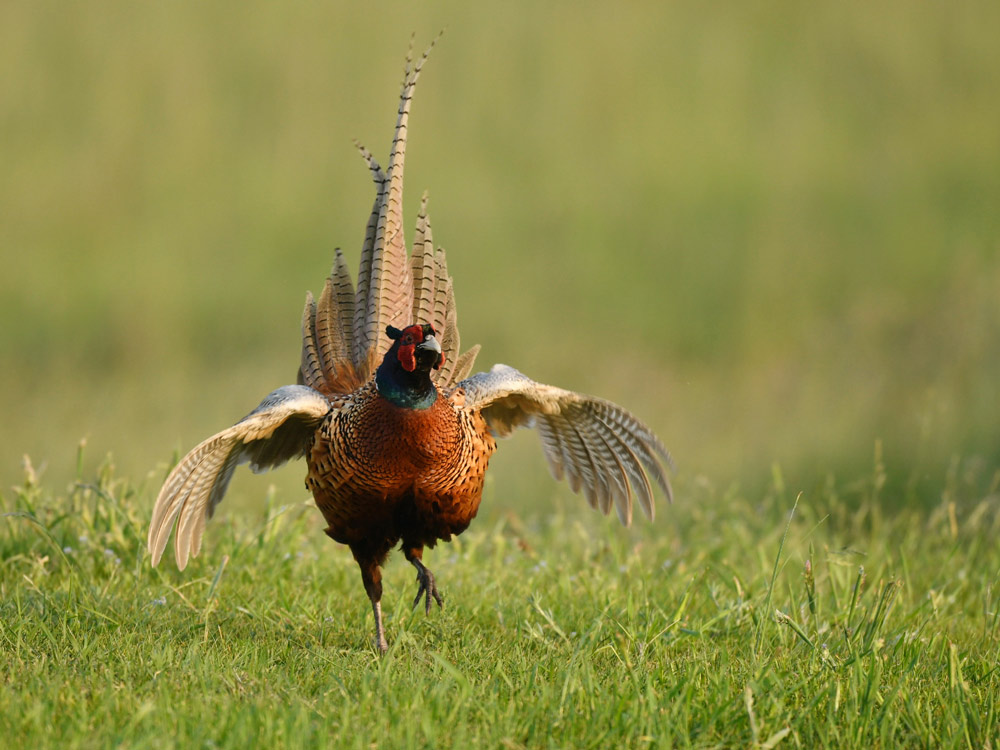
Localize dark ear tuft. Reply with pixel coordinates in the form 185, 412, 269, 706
386, 325, 403, 340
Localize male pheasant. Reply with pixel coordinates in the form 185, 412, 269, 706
148, 42, 673, 653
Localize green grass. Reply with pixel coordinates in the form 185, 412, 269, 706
3, 449, 999, 748
3, 2, 1000, 746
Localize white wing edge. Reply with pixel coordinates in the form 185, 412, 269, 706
148, 385, 331, 569
457, 364, 673, 526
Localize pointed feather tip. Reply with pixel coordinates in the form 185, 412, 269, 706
657, 443, 677, 473
615, 494, 633, 527
175, 539, 190, 571
353, 139, 371, 159
399, 30, 446, 89
427, 28, 447, 56
653, 447, 676, 504
354, 140, 386, 179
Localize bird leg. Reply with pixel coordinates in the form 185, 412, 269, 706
404, 547, 443, 613
355, 555, 388, 654
370, 599, 387, 655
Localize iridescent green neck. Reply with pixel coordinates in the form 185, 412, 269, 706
375, 363, 437, 410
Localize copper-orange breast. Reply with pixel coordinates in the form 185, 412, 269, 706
306, 384, 497, 548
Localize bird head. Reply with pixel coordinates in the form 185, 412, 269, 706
385, 324, 444, 374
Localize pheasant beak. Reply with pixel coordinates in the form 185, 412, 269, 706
415, 335, 444, 370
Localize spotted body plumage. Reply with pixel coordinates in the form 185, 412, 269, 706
308, 382, 496, 551
148, 38, 673, 654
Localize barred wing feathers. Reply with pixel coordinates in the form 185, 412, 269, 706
457, 365, 673, 526
148, 386, 331, 569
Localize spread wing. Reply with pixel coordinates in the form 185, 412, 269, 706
148, 386, 331, 570
457, 365, 673, 526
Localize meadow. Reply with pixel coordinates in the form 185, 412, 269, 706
3, 449, 999, 747
1, 0, 999, 746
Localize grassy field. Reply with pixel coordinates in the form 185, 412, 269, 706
2, 0, 1000, 747
3, 449, 999, 748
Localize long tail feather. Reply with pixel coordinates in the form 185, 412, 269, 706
300, 293, 324, 390
303, 34, 479, 393
352, 142, 388, 370
356, 37, 442, 374
411, 193, 437, 330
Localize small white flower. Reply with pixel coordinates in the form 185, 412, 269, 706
63, 546, 73, 554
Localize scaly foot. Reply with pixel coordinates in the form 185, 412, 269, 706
410, 559, 444, 614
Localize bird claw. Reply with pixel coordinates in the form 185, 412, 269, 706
411, 565, 444, 614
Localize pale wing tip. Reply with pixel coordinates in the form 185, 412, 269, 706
148, 544, 190, 570
639, 486, 657, 522
655, 454, 675, 505
148, 524, 173, 569
148, 495, 172, 568
175, 540, 190, 571
147, 526, 190, 570
615, 493, 633, 527
148, 515, 173, 569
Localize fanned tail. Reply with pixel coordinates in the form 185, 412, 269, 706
302, 33, 479, 393
354, 35, 439, 376
411, 192, 481, 386
351, 141, 389, 374
300, 248, 363, 394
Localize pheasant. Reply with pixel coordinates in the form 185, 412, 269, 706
148, 41, 673, 654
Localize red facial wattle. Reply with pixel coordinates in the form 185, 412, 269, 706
389, 323, 441, 372
398, 343, 417, 372
396, 324, 426, 372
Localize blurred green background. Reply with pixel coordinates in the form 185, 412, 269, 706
2, 0, 998, 509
